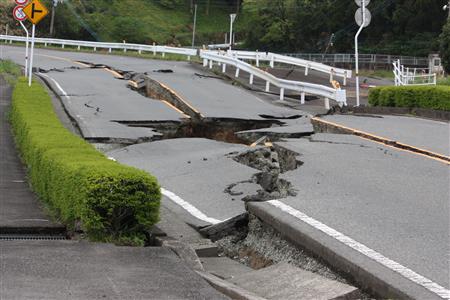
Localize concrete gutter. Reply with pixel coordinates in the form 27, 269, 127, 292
246, 201, 445, 300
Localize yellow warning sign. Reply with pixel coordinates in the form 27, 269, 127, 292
23, 0, 48, 25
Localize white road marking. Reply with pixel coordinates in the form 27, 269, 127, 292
161, 188, 222, 225
268, 200, 450, 299
38, 73, 70, 99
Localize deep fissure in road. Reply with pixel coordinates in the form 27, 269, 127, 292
115, 118, 283, 145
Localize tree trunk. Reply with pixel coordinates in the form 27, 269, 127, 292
206, 0, 210, 16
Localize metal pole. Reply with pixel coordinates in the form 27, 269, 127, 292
354, 0, 366, 107
229, 14, 236, 50
50, 0, 56, 36
229, 17, 233, 50
28, 24, 36, 87
19, 21, 29, 78
191, 4, 197, 48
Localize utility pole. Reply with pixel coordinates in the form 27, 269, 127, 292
192, 4, 197, 48
49, 0, 58, 36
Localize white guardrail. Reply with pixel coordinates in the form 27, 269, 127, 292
393, 60, 436, 86
200, 50, 346, 107
0, 35, 197, 57
0, 34, 346, 106
223, 50, 352, 85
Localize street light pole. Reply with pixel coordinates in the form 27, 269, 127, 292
355, 0, 366, 107
229, 14, 237, 50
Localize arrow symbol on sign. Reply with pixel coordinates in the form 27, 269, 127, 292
31, 3, 43, 18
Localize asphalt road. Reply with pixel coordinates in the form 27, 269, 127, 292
321, 114, 450, 156
2, 45, 449, 297
277, 134, 450, 289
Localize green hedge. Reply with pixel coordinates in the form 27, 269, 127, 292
368, 86, 450, 111
10, 78, 160, 244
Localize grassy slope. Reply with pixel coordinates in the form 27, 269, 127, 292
1, 0, 233, 46
92, 0, 231, 45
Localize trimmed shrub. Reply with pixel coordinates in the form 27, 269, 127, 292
368, 86, 450, 111
10, 78, 160, 244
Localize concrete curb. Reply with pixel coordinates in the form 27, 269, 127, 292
196, 271, 267, 300
246, 202, 444, 300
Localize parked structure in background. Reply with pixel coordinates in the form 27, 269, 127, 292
428, 54, 444, 74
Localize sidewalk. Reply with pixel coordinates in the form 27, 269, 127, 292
0, 76, 65, 235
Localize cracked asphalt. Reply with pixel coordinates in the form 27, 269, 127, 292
1, 45, 449, 294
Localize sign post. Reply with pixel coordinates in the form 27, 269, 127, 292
22, 0, 48, 87
354, 0, 371, 106
13, 2, 29, 77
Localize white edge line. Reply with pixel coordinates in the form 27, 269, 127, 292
38, 73, 70, 99
267, 200, 450, 299
161, 188, 222, 225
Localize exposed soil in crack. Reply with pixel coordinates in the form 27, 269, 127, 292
225, 145, 302, 202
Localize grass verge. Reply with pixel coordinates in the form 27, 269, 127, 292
0, 59, 22, 85
10, 77, 161, 245
368, 85, 450, 111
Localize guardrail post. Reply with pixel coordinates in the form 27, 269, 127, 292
249, 74, 254, 85
187, 56, 191, 61
256, 50, 260, 67
203, 59, 208, 67
270, 54, 274, 68
138, 49, 142, 54
162, 52, 165, 58
77, 45, 80, 51
222, 63, 226, 73
44, 42, 47, 47
343, 72, 347, 86
109, 48, 112, 53
324, 98, 330, 110
235, 68, 240, 77
280, 88, 285, 101
265, 81, 270, 92
329, 70, 333, 82
62, 44, 64, 49
94, 47, 96, 52
153, 42, 156, 56
301, 92, 305, 104
209, 60, 213, 69
305, 66, 309, 76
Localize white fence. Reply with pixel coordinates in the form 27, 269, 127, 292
200, 51, 346, 107
223, 50, 352, 85
0, 35, 197, 58
393, 60, 436, 86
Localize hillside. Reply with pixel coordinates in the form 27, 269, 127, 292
1, 0, 237, 46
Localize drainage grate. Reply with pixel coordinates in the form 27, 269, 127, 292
0, 234, 67, 241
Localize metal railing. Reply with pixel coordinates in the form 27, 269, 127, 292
393, 60, 436, 86
200, 50, 346, 107
223, 50, 352, 85
0, 35, 198, 58
0, 34, 346, 106
285, 53, 429, 67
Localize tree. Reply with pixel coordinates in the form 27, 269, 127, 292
439, 20, 450, 73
